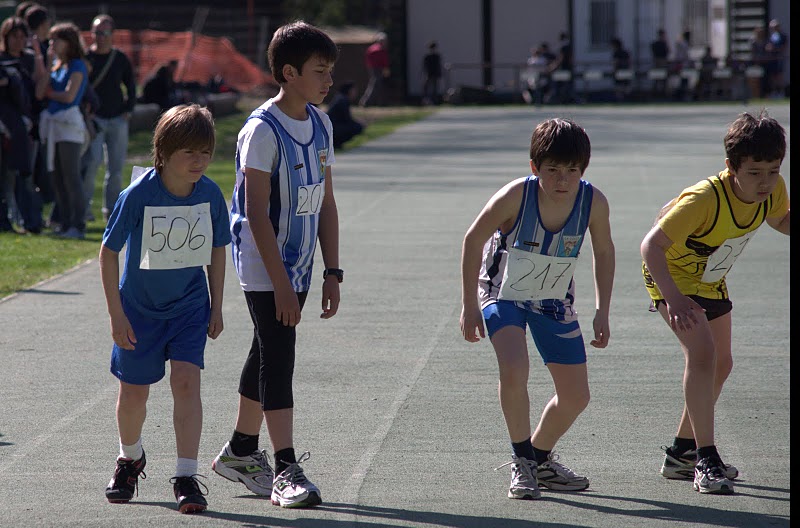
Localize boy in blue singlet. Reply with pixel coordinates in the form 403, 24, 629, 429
100, 104, 231, 514
641, 110, 789, 495
460, 118, 615, 500
211, 21, 341, 509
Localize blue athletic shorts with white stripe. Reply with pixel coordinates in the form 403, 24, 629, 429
482, 300, 586, 365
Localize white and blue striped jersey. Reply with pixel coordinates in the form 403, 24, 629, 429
479, 175, 594, 322
230, 101, 333, 292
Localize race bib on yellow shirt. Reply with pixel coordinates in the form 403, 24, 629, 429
140, 203, 213, 270
700, 230, 756, 283
498, 248, 576, 302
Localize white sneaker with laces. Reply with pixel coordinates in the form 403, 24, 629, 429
495, 456, 541, 499
211, 441, 274, 495
536, 453, 590, 491
694, 456, 735, 494
270, 451, 321, 508
660, 446, 739, 480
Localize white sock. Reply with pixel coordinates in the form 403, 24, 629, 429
175, 457, 198, 478
119, 438, 143, 461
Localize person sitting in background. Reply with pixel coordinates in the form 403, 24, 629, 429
140, 59, 178, 113
326, 81, 363, 149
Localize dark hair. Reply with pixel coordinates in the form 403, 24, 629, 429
0, 16, 29, 53
427, 40, 437, 50
15, 1, 39, 19
268, 20, 338, 84
724, 110, 786, 171
91, 14, 115, 30
529, 118, 591, 173
24, 5, 48, 32
49, 22, 86, 70
152, 104, 216, 171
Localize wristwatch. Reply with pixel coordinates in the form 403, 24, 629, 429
323, 268, 344, 283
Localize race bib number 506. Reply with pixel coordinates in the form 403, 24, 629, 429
140, 203, 212, 270
498, 248, 576, 302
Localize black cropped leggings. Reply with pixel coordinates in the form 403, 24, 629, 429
239, 290, 308, 411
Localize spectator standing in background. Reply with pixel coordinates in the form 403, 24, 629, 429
748, 26, 769, 98
672, 30, 692, 101
611, 37, 631, 102
548, 32, 574, 104
765, 19, 787, 98
650, 29, 670, 97
80, 14, 137, 223
421, 40, 442, 106
359, 32, 390, 107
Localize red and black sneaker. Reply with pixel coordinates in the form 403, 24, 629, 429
171, 475, 208, 514
105, 450, 147, 503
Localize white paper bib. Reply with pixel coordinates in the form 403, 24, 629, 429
700, 230, 756, 283
498, 248, 577, 302
295, 182, 324, 216
139, 203, 213, 270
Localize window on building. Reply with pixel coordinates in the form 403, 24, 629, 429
683, 0, 709, 46
590, 0, 617, 49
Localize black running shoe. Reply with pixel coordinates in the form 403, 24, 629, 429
171, 475, 208, 514
105, 450, 147, 503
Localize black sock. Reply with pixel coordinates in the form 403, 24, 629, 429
230, 431, 259, 457
671, 437, 697, 457
274, 447, 296, 474
532, 446, 552, 465
696, 445, 720, 462
511, 437, 535, 461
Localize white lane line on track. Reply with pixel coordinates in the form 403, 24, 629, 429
0, 386, 113, 474
339, 305, 454, 512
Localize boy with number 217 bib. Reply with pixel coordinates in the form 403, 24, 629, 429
461, 118, 615, 500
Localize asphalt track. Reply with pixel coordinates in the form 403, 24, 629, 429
0, 103, 790, 527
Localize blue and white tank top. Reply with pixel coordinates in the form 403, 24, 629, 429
478, 175, 594, 322
230, 103, 330, 292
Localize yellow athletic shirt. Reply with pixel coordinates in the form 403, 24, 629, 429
643, 169, 788, 300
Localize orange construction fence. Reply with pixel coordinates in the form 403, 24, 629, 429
81, 29, 276, 94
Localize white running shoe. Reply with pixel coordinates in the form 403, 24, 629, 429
495, 456, 541, 499
660, 446, 739, 480
211, 441, 274, 495
694, 456, 735, 494
535, 453, 590, 491
270, 451, 321, 508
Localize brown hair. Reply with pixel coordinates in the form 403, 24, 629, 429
529, 118, 591, 173
724, 110, 786, 171
268, 20, 338, 83
152, 104, 216, 171
0, 16, 29, 53
49, 22, 85, 70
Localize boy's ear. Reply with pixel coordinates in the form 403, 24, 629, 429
282, 63, 298, 82
529, 160, 538, 175
724, 158, 733, 172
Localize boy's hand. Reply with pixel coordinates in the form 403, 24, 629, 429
664, 295, 705, 332
460, 305, 485, 342
207, 308, 224, 339
590, 309, 610, 348
320, 277, 340, 319
110, 312, 136, 350
274, 283, 301, 327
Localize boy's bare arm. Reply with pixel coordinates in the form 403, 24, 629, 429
766, 208, 790, 235
317, 166, 340, 319
206, 245, 226, 339
587, 190, 615, 348
99, 244, 136, 350
244, 166, 301, 326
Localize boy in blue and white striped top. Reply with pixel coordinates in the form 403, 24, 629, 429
460, 118, 615, 500
213, 21, 341, 509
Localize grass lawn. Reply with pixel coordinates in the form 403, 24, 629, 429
0, 102, 434, 300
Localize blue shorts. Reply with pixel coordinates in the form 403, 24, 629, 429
482, 301, 586, 365
110, 300, 210, 385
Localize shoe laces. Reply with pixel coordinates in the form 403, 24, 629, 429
494, 457, 536, 485
113, 458, 147, 496
170, 474, 209, 496
276, 451, 312, 485
542, 453, 580, 479
697, 457, 727, 480
251, 449, 273, 472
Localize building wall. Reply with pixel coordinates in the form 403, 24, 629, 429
405, 0, 567, 96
